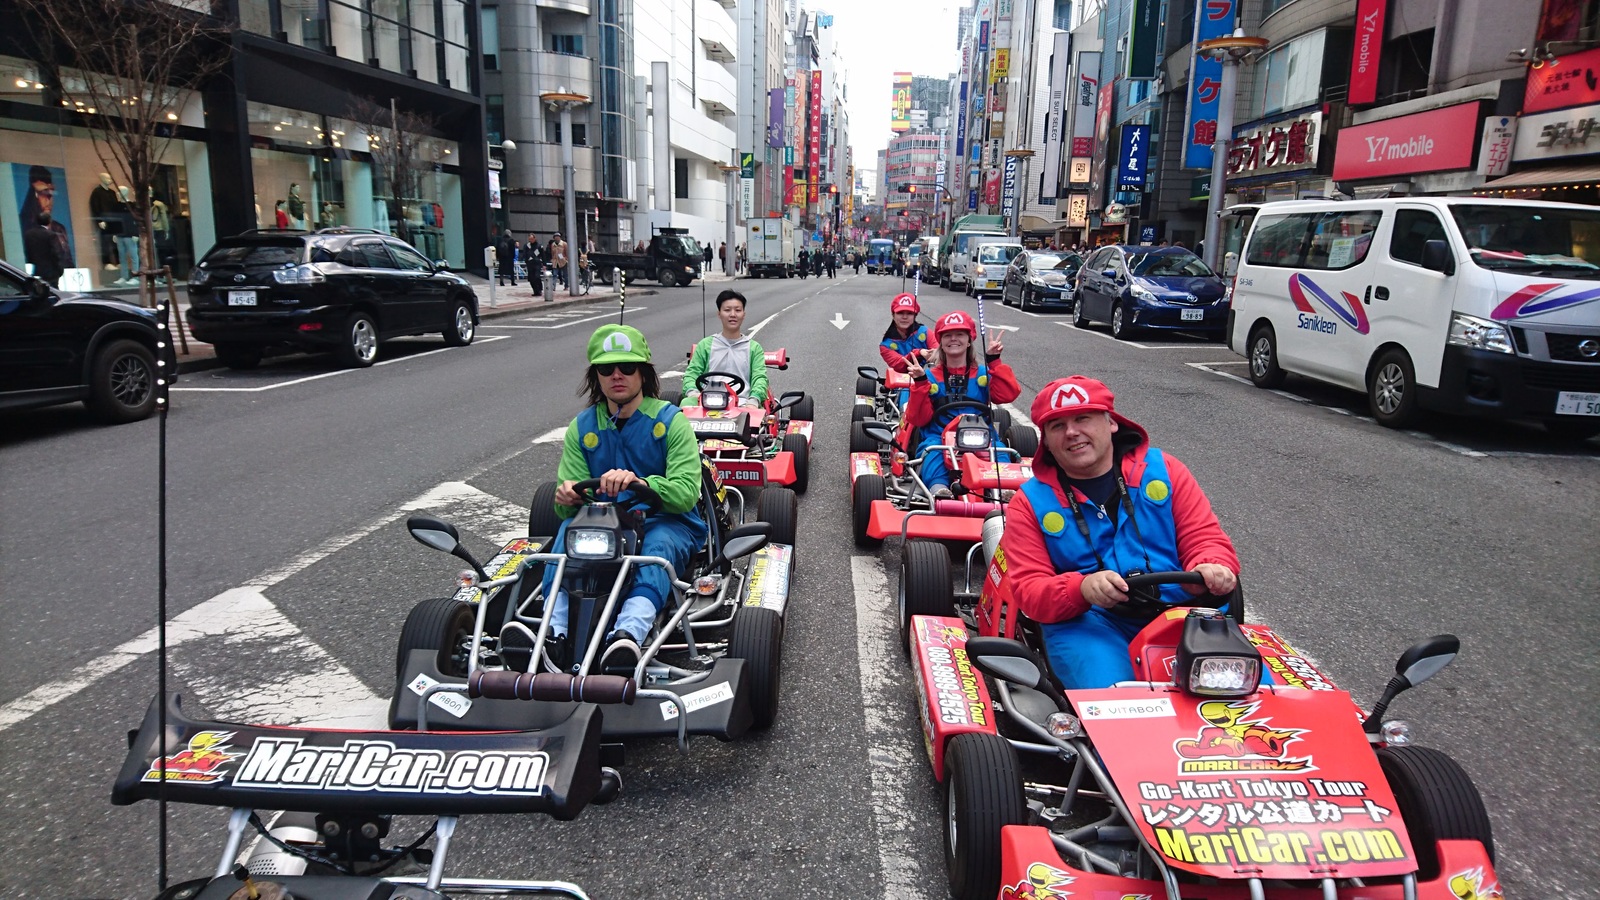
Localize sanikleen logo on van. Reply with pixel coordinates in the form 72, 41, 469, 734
1289, 274, 1370, 335
1492, 283, 1600, 320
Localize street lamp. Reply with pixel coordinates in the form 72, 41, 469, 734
718, 163, 741, 277
541, 88, 590, 296
1197, 31, 1269, 271
1004, 149, 1035, 239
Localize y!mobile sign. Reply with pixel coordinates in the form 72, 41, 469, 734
1332, 103, 1483, 179
1183, 0, 1235, 169
1348, 0, 1386, 106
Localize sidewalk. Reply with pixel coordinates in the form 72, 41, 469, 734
170, 270, 745, 373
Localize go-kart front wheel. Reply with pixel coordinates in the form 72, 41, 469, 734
660, 387, 683, 407
729, 606, 784, 730
395, 597, 476, 679
529, 480, 564, 542
855, 374, 878, 397
850, 421, 881, 454
1376, 745, 1495, 880
852, 474, 886, 549
789, 394, 815, 422
781, 433, 810, 494
944, 732, 1026, 900
899, 539, 954, 657
1009, 425, 1039, 459
757, 487, 798, 546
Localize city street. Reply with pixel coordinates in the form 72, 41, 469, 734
1, 270, 1596, 899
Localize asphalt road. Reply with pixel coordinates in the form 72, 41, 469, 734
1, 269, 1595, 898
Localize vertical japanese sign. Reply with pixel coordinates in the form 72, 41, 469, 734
956, 81, 970, 158
1117, 124, 1149, 189
1349, 0, 1386, 106
1182, 0, 1236, 169
1070, 52, 1100, 183
809, 70, 823, 204
768, 88, 785, 148
1476, 116, 1517, 177
1126, 0, 1160, 79
1001, 154, 1019, 222
1089, 80, 1115, 210
990, 50, 1011, 84
979, 20, 990, 52
892, 72, 913, 133
1041, 32, 1072, 203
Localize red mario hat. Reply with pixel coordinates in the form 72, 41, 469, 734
1030, 375, 1147, 442
890, 293, 919, 313
933, 309, 978, 339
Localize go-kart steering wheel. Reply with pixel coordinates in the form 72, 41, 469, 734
571, 477, 664, 513
935, 399, 994, 420
1117, 570, 1238, 618
695, 370, 747, 395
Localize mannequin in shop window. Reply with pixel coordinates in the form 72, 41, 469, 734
90, 172, 119, 271
149, 191, 171, 284
287, 183, 306, 229
275, 200, 289, 229
114, 185, 140, 287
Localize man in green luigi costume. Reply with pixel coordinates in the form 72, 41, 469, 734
525, 323, 707, 673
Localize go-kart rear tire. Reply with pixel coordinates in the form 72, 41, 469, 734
900, 539, 954, 657
856, 374, 878, 397
781, 433, 810, 494
729, 606, 784, 730
850, 421, 881, 454
789, 394, 814, 422
852, 473, 886, 549
660, 388, 683, 407
851, 402, 872, 424
1008, 425, 1039, 459
944, 732, 1027, 900
993, 407, 1013, 435
1376, 745, 1495, 880
756, 486, 798, 546
528, 480, 564, 542
395, 597, 476, 679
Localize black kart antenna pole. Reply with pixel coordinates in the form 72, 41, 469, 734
618, 270, 627, 325
154, 268, 173, 889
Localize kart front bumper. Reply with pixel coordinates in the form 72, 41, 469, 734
1000, 826, 1501, 898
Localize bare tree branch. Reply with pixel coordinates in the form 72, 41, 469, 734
16, 0, 232, 306
344, 96, 444, 247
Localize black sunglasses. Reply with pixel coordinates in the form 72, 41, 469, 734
595, 362, 640, 377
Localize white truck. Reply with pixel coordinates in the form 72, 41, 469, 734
747, 217, 796, 278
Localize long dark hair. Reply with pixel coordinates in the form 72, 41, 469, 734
580, 362, 660, 407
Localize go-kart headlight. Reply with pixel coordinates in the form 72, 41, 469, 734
956, 425, 992, 451
1046, 712, 1083, 739
566, 527, 618, 560
1447, 312, 1514, 354
702, 390, 731, 411
1187, 657, 1262, 697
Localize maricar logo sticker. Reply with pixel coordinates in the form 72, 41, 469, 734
1490, 282, 1600, 320
1174, 701, 1312, 773
999, 861, 1074, 899
1448, 866, 1502, 900
143, 730, 244, 784
1289, 273, 1370, 335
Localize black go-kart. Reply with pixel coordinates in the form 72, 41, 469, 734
391, 470, 797, 743
114, 672, 637, 899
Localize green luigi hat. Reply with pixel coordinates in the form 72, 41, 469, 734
587, 324, 652, 365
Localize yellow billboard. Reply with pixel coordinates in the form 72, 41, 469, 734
891, 73, 912, 133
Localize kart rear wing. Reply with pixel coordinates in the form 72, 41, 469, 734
113, 690, 610, 820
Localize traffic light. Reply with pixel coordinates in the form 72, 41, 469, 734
828, 184, 838, 195
907, 185, 917, 194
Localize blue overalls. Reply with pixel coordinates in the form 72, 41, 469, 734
915, 364, 1004, 489
1020, 449, 1187, 689
541, 402, 708, 640
881, 324, 930, 406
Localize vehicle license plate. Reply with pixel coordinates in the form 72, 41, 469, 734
228, 291, 257, 307
1181, 308, 1203, 321
1555, 391, 1600, 416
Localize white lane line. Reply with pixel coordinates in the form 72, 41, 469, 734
481, 308, 648, 329
747, 298, 807, 338
1054, 321, 1223, 350
533, 427, 567, 445
172, 337, 510, 392
1187, 361, 1253, 387
851, 556, 936, 900
0, 474, 537, 733
1001, 401, 1039, 438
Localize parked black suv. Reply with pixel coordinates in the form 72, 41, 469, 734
0, 258, 169, 424
187, 229, 478, 369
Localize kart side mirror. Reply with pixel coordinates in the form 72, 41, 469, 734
776, 391, 805, 410
716, 531, 770, 567
860, 421, 897, 446
406, 515, 487, 579
857, 365, 881, 383
1364, 633, 1460, 733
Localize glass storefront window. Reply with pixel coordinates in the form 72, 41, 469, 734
1252, 30, 1326, 117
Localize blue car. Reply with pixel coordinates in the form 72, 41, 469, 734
1072, 246, 1228, 340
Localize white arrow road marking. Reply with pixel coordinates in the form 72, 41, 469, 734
852, 557, 936, 900
831, 313, 851, 330
987, 323, 1020, 332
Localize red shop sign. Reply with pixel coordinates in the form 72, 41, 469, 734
1332, 102, 1482, 180
1348, 0, 1386, 106
1524, 46, 1600, 115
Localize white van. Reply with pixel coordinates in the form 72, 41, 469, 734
967, 241, 1023, 298
945, 229, 1009, 290
1225, 197, 1600, 439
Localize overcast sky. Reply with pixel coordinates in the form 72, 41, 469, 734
816, 0, 964, 175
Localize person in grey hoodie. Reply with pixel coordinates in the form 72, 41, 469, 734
682, 289, 768, 408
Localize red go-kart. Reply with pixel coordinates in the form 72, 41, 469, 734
671, 349, 815, 494
906, 548, 1498, 900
